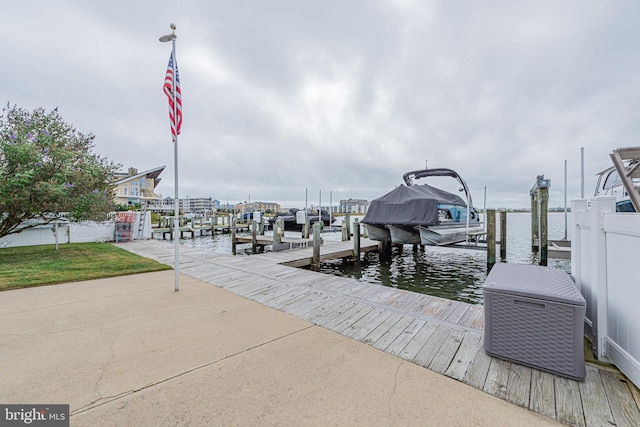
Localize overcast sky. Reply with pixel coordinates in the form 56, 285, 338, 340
5, 1, 639, 209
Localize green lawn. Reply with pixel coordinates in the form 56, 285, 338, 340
0, 243, 172, 290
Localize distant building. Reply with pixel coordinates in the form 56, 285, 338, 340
113, 166, 165, 208
339, 198, 369, 214
235, 201, 281, 213
161, 197, 215, 215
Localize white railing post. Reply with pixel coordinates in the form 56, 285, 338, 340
571, 199, 589, 290
590, 196, 616, 360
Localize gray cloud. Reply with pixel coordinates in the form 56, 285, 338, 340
5, 0, 639, 209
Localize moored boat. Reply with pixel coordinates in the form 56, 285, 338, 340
362, 166, 482, 246
595, 147, 640, 212
268, 208, 332, 231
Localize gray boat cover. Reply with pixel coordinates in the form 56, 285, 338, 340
362, 184, 466, 226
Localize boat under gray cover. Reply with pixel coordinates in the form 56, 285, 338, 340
362, 184, 465, 227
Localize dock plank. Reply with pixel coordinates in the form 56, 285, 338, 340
555, 377, 586, 427
372, 315, 414, 352
462, 343, 493, 390
443, 303, 472, 325
397, 322, 438, 362
529, 369, 556, 420
300, 297, 348, 323
412, 325, 452, 368
386, 319, 427, 357
601, 370, 640, 427
285, 293, 336, 318
444, 332, 482, 381
505, 363, 532, 408
342, 308, 394, 340
483, 358, 511, 400
579, 365, 615, 427
322, 303, 374, 333
429, 328, 465, 374
359, 313, 404, 346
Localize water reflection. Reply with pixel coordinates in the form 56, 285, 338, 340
314, 246, 487, 305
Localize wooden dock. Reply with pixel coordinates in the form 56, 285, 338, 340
121, 239, 640, 427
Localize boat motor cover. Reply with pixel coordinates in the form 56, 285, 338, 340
362, 184, 466, 226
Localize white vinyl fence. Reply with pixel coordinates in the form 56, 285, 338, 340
0, 212, 152, 248
572, 196, 640, 388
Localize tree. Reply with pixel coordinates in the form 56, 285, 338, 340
0, 104, 120, 239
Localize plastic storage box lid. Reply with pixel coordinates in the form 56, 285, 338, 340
483, 263, 586, 306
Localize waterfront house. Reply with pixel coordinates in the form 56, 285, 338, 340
113, 166, 165, 208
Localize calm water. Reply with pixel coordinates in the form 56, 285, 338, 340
179, 212, 572, 305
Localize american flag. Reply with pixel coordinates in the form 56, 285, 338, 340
163, 51, 182, 142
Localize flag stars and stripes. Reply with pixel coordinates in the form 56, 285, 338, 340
163, 52, 182, 142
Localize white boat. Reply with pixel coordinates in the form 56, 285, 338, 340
595, 147, 640, 212
362, 166, 482, 246
415, 222, 484, 246
386, 224, 421, 245
365, 223, 391, 242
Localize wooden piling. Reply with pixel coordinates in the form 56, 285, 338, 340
353, 218, 361, 265
303, 217, 310, 239
342, 220, 348, 241
345, 212, 351, 240
312, 221, 321, 270
531, 191, 539, 250
380, 240, 392, 262
273, 220, 282, 246
499, 210, 507, 260
259, 217, 265, 235
530, 175, 551, 266
231, 215, 237, 255
487, 209, 496, 270
539, 185, 549, 266
251, 220, 258, 254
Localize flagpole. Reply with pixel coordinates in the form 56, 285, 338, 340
172, 36, 179, 292
160, 24, 180, 292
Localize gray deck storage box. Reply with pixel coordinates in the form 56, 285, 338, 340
483, 263, 586, 381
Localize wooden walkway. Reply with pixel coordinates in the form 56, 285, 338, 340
121, 239, 640, 427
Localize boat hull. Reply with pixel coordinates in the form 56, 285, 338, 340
365, 224, 391, 242
416, 223, 484, 246
386, 224, 421, 245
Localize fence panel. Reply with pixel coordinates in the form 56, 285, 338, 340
572, 197, 640, 388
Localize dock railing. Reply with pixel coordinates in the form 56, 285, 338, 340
572, 196, 640, 388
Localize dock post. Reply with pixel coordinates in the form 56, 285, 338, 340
251, 220, 257, 254
531, 190, 539, 250
487, 209, 496, 270
380, 240, 392, 262
530, 175, 551, 265
303, 217, 310, 239
353, 218, 361, 265
312, 221, 321, 270
345, 212, 351, 240
259, 217, 265, 235
539, 185, 549, 266
231, 215, 237, 255
499, 210, 507, 260
273, 220, 282, 246
342, 220, 348, 241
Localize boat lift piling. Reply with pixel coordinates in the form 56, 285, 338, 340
312, 221, 322, 270
499, 210, 507, 260
530, 175, 550, 266
353, 218, 361, 266
486, 209, 496, 270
